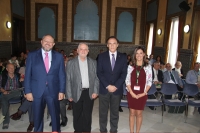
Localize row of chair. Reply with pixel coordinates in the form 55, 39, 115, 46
120, 83, 200, 123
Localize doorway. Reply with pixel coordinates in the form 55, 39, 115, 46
12, 17, 26, 56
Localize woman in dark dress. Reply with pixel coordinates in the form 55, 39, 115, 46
125, 46, 152, 133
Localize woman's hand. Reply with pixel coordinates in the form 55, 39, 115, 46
137, 93, 146, 98
131, 92, 139, 99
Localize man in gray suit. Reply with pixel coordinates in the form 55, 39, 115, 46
163, 63, 183, 99
66, 42, 99, 132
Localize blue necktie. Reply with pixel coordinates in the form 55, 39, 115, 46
170, 72, 176, 84
111, 54, 115, 70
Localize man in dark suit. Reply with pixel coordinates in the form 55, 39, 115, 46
66, 43, 99, 132
97, 36, 127, 132
24, 34, 66, 132
149, 61, 163, 110
152, 61, 163, 84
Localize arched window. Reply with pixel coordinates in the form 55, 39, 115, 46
73, 0, 102, 42
115, 8, 137, 44
116, 12, 133, 42
36, 4, 58, 40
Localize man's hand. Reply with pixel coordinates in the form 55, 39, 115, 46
197, 83, 200, 88
68, 98, 73, 102
19, 78, 24, 82
92, 93, 98, 99
26, 93, 33, 101
154, 81, 159, 85
58, 93, 64, 100
107, 85, 117, 92
3, 90, 9, 95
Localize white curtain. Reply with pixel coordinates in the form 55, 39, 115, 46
167, 17, 179, 68
147, 23, 154, 57
196, 37, 200, 62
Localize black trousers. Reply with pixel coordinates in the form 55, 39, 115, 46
99, 93, 121, 133
60, 99, 68, 122
72, 90, 94, 132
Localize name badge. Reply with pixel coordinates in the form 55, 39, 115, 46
134, 86, 140, 91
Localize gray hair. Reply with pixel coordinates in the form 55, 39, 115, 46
77, 42, 89, 50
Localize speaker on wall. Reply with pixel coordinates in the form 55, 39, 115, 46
179, 1, 190, 12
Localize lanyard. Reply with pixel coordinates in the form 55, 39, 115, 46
135, 65, 143, 85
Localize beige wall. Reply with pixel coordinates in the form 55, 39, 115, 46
66, 0, 72, 42
155, 0, 167, 47
0, 0, 12, 41
153, 0, 195, 49
110, 0, 142, 44
30, 0, 63, 42
182, 0, 195, 49
29, 0, 143, 44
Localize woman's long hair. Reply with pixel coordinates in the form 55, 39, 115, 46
130, 46, 148, 67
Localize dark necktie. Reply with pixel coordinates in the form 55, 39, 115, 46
111, 54, 115, 70
170, 72, 176, 84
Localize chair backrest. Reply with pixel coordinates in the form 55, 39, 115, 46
148, 84, 157, 95
183, 84, 199, 97
9, 90, 24, 104
160, 83, 178, 95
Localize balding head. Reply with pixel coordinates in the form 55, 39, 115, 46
165, 63, 172, 71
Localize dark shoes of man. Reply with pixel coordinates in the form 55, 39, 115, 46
67, 104, 72, 110
49, 118, 67, 127
27, 122, 34, 132
10, 111, 22, 120
2, 124, 9, 129
119, 106, 123, 112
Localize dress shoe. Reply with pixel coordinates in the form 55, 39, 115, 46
27, 123, 34, 132
60, 121, 67, 127
119, 106, 123, 112
2, 124, 9, 129
60, 117, 68, 127
10, 112, 21, 120
67, 105, 72, 110
49, 122, 52, 126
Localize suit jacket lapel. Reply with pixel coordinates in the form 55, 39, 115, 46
37, 49, 47, 73
49, 51, 56, 73
113, 52, 120, 72
105, 51, 112, 72
75, 57, 82, 81
87, 58, 92, 87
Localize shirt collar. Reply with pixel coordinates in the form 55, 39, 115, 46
41, 48, 51, 55
109, 51, 117, 57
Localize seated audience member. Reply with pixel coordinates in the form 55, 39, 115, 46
49, 99, 68, 127
172, 61, 184, 79
10, 99, 34, 132
186, 62, 200, 88
152, 61, 163, 85
8, 54, 20, 69
149, 54, 155, 65
163, 63, 183, 99
149, 61, 164, 110
0, 59, 7, 75
185, 62, 200, 113
160, 63, 167, 72
0, 63, 23, 129
17, 52, 26, 67
155, 55, 164, 65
